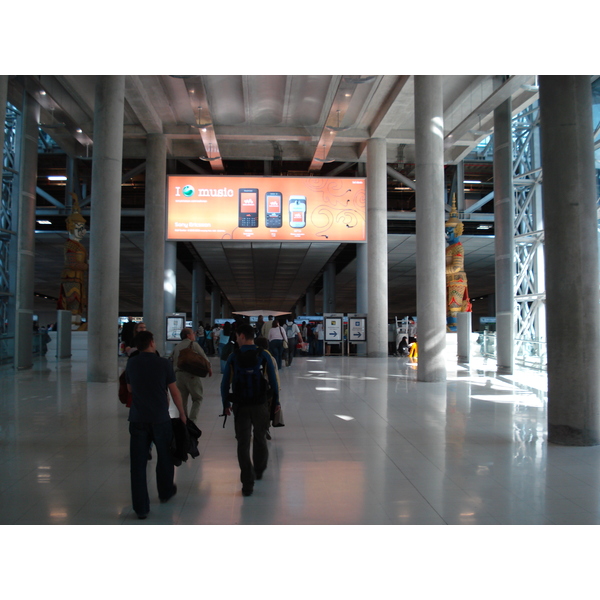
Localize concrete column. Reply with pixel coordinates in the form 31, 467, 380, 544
366, 137, 388, 357
305, 286, 315, 315
539, 75, 600, 446
356, 243, 368, 356
192, 261, 206, 327
356, 243, 368, 314
210, 288, 220, 323
455, 161, 465, 212
414, 75, 447, 382
493, 97, 515, 375
56, 310, 72, 359
87, 76, 125, 382
164, 241, 177, 315
457, 311, 471, 363
323, 262, 336, 313
14, 91, 39, 370
144, 134, 167, 354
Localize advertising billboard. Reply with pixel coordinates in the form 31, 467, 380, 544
166, 176, 366, 242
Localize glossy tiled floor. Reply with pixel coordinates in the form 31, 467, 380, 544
2, 332, 600, 526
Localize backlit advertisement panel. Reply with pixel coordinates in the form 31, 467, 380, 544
166, 176, 366, 242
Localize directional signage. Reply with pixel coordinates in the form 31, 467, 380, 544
348, 315, 367, 342
324, 314, 343, 342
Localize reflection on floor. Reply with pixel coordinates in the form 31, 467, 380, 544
1, 332, 599, 526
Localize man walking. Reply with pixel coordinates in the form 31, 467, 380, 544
172, 327, 212, 422
126, 330, 187, 519
221, 324, 279, 496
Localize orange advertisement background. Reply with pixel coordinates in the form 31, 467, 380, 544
166, 176, 366, 242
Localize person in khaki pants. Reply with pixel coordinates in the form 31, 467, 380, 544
172, 328, 212, 422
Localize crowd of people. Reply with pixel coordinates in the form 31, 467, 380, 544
119, 313, 422, 518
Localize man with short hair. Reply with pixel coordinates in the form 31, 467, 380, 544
221, 324, 279, 496
262, 315, 274, 338
172, 327, 212, 422
126, 330, 187, 520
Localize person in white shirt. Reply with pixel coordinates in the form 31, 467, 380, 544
267, 318, 286, 369
315, 322, 324, 356
284, 319, 303, 366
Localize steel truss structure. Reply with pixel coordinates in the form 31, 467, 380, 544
512, 103, 546, 359
1, 103, 19, 336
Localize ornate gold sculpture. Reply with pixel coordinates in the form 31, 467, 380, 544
57, 193, 88, 330
445, 197, 470, 332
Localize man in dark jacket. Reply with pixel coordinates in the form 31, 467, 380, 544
221, 324, 279, 497
126, 330, 187, 519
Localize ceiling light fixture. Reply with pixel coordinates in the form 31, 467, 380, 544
47, 175, 67, 181
326, 109, 350, 132
343, 76, 376, 84
191, 106, 212, 130
314, 144, 335, 163
199, 143, 221, 161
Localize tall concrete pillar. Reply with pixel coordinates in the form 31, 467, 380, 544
493, 97, 515, 375
164, 241, 177, 315
356, 243, 368, 314
366, 137, 388, 357
305, 286, 315, 315
14, 91, 39, 370
414, 75, 447, 382
210, 288, 221, 323
539, 75, 600, 446
356, 243, 368, 356
87, 76, 125, 382
192, 261, 206, 327
144, 134, 167, 354
323, 262, 336, 313
455, 161, 465, 212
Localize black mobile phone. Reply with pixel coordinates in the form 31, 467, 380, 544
265, 191, 283, 228
289, 195, 307, 228
238, 188, 259, 228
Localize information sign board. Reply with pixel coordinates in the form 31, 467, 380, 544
348, 314, 367, 342
324, 313, 344, 342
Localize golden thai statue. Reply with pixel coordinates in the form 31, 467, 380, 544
57, 193, 88, 330
445, 197, 470, 332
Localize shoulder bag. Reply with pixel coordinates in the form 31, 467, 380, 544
177, 340, 211, 377
280, 327, 288, 349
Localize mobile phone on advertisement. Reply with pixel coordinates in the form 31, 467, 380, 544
289, 196, 307, 228
265, 192, 283, 228
238, 188, 259, 228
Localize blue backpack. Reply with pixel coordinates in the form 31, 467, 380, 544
230, 348, 269, 405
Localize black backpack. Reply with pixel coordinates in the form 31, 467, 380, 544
230, 348, 270, 405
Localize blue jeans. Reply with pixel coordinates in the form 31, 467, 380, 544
269, 339, 284, 369
129, 420, 175, 516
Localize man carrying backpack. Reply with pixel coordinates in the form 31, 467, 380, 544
221, 324, 279, 497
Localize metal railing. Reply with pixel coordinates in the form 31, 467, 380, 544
477, 330, 547, 371
0, 332, 50, 366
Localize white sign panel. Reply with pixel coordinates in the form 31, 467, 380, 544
349, 317, 367, 342
324, 315, 343, 342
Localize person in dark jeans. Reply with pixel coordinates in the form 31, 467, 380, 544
126, 330, 187, 520
221, 324, 280, 497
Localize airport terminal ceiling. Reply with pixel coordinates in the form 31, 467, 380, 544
5, 75, 542, 317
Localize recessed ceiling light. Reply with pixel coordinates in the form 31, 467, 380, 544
47, 175, 67, 181
37, 220, 52, 225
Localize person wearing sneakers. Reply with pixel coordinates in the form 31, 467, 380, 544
221, 324, 279, 497
126, 330, 187, 519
